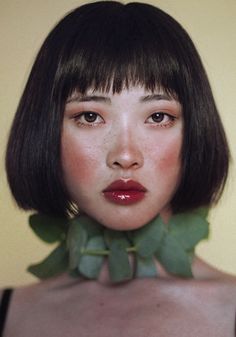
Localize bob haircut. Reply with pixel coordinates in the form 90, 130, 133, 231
6, 1, 230, 217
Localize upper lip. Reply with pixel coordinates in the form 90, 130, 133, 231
103, 179, 147, 192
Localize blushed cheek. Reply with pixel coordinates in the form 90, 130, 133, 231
156, 136, 182, 179
161, 144, 181, 168
61, 137, 96, 187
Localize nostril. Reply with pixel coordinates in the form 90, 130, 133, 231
107, 144, 144, 170
112, 160, 139, 169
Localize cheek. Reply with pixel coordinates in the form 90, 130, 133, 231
151, 133, 182, 187
159, 141, 181, 170
61, 133, 98, 186
153, 132, 182, 169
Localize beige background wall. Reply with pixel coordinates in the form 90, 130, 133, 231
0, 0, 235, 287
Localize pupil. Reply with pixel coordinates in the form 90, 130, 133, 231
152, 113, 164, 123
85, 112, 97, 122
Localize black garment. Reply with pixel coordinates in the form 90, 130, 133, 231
0, 289, 13, 337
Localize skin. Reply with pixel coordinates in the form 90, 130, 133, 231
2, 260, 236, 337
61, 86, 183, 229
2, 86, 236, 336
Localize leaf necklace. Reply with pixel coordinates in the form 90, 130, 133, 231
28, 208, 209, 283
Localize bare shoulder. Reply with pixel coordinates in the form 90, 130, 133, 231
10, 273, 78, 306
3, 271, 236, 337
193, 257, 236, 305
215, 271, 236, 303
2, 275, 80, 337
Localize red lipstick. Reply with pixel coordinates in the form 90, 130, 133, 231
103, 180, 147, 205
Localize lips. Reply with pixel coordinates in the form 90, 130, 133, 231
103, 180, 147, 205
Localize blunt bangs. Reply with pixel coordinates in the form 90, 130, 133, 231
52, 2, 191, 101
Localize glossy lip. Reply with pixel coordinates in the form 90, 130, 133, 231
102, 179, 147, 205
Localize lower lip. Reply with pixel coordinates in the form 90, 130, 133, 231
103, 190, 146, 205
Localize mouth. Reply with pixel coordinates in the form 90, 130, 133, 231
102, 179, 147, 205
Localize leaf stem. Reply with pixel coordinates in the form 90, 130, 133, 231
82, 246, 137, 256
127, 246, 137, 253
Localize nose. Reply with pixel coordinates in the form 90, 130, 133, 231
106, 130, 144, 170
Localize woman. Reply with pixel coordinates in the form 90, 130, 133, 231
1, 1, 235, 336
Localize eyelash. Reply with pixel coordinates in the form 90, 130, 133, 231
145, 112, 176, 127
72, 111, 176, 128
73, 112, 104, 127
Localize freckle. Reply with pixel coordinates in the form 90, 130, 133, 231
99, 301, 104, 306
156, 303, 161, 308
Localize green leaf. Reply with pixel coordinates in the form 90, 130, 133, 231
135, 256, 157, 278
193, 207, 209, 219
69, 268, 81, 278
104, 229, 130, 248
105, 229, 132, 282
157, 233, 193, 278
27, 242, 68, 279
187, 249, 195, 264
67, 219, 88, 269
79, 236, 106, 279
71, 215, 102, 238
169, 212, 209, 251
132, 216, 165, 258
29, 213, 67, 243
109, 241, 132, 282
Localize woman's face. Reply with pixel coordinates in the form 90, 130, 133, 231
61, 86, 183, 230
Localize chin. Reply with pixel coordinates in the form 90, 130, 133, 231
96, 213, 158, 231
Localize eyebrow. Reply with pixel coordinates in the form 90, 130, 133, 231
66, 95, 111, 104
140, 94, 172, 102
66, 93, 173, 104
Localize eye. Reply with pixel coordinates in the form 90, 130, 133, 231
73, 111, 104, 126
146, 112, 175, 127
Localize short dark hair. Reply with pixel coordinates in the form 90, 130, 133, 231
6, 1, 230, 217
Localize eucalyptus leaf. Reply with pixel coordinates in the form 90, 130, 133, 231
27, 242, 68, 279
157, 233, 193, 278
135, 256, 157, 278
187, 249, 195, 264
71, 215, 102, 238
109, 241, 132, 282
69, 268, 81, 278
169, 212, 209, 251
132, 216, 165, 257
192, 207, 209, 219
67, 219, 88, 269
28, 210, 209, 282
79, 236, 106, 279
29, 213, 67, 243
104, 229, 130, 249
104, 229, 132, 282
